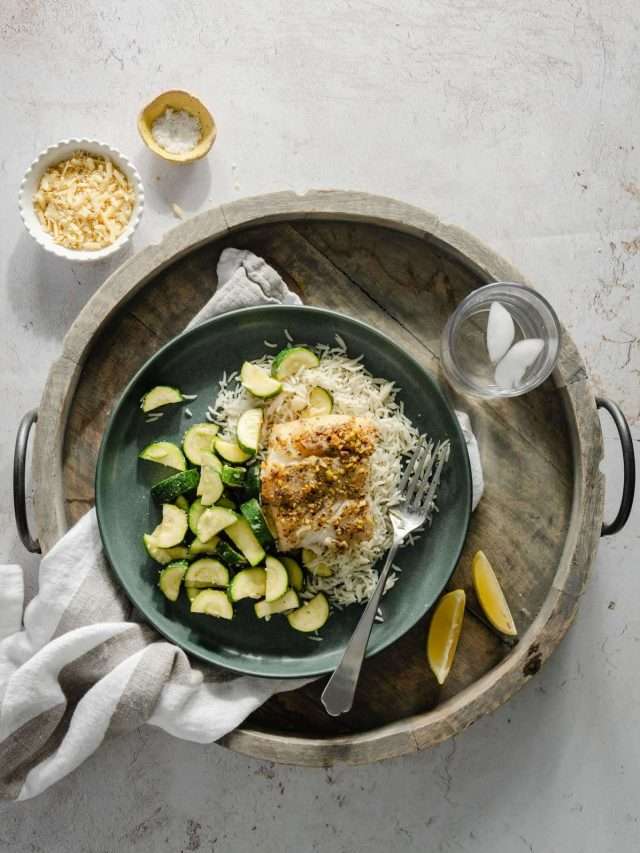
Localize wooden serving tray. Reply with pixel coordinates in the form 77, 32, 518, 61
32, 192, 604, 765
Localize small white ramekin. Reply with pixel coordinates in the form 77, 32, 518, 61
18, 138, 144, 263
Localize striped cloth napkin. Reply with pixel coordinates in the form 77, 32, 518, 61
0, 249, 483, 801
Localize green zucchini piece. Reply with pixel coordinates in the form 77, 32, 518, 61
182, 423, 219, 465
240, 498, 274, 548
271, 346, 319, 380
185, 558, 229, 588
190, 589, 233, 619
188, 498, 206, 535
265, 556, 289, 602
214, 436, 252, 464
280, 556, 304, 592
185, 585, 201, 603
236, 408, 263, 454
287, 593, 330, 633
221, 465, 246, 489
197, 466, 223, 506
302, 386, 334, 418
199, 451, 223, 472
215, 539, 248, 568
216, 494, 237, 510
151, 468, 200, 503
254, 589, 299, 619
139, 441, 186, 472
158, 560, 188, 602
188, 535, 219, 557
240, 361, 282, 399
141, 385, 183, 413
229, 568, 267, 602
150, 504, 188, 548
196, 506, 238, 542
143, 534, 188, 565
302, 548, 334, 577
245, 463, 261, 499
224, 517, 266, 566
175, 495, 190, 512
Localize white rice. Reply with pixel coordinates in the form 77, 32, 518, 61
211, 341, 444, 607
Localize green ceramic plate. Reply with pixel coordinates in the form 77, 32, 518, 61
95, 306, 471, 678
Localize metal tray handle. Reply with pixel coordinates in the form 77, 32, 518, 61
597, 398, 636, 536
13, 409, 41, 553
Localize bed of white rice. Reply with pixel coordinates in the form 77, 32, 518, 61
210, 337, 438, 609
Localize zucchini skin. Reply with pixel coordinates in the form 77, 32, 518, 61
216, 539, 248, 568
240, 498, 274, 547
221, 465, 246, 488
151, 468, 200, 503
244, 463, 261, 499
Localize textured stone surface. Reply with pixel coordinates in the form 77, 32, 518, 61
0, 0, 638, 850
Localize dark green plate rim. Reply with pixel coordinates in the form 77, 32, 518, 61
95, 305, 472, 678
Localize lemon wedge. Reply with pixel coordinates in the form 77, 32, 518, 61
427, 589, 466, 685
472, 550, 517, 636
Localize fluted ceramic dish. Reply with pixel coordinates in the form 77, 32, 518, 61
19, 138, 144, 263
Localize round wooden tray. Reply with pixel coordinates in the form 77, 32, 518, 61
31, 191, 606, 765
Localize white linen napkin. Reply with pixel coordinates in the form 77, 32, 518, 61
0, 248, 483, 801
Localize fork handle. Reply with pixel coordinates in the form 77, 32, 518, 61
321, 543, 399, 716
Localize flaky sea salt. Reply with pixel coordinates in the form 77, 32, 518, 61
151, 108, 202, 154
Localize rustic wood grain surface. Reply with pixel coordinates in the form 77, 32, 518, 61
60, 217, 576, 740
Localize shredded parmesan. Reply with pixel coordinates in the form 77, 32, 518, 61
33, 151, 135, 250
211, 342, 447, 607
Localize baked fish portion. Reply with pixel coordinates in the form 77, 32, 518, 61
261, 414, 378, 552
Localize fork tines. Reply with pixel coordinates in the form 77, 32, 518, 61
403, 439, 449, 511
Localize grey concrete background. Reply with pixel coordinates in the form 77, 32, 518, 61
1, 1, 638, 850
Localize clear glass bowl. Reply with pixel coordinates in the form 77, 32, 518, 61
440, 282, 561, 398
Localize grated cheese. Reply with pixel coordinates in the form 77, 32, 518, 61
33, 151, 135, 251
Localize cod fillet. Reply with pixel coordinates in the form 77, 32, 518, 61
260, 414, 377, 552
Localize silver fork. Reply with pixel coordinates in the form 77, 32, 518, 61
321, 440, 448, 716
